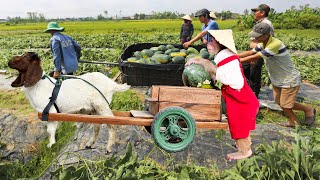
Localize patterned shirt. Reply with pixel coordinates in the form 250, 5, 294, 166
253, 37, 301, 88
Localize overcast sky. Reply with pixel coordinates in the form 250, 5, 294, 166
1, 0, 319, 19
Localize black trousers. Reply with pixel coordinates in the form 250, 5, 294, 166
242, 58, 264, 97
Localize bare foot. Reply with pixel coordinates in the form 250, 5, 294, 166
226, 149, 252, 161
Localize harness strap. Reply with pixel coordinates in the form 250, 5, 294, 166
217, 55, 239, 67
42, 80, 61, 121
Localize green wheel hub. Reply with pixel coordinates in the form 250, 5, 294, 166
151, 107, 196, 152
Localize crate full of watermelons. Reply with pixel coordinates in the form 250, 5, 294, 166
119, 43, 214, 86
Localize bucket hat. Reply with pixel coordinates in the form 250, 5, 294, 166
181, 15, 192, 21
209, 11, 217, 19
249, 22, 271, 39
44, 22, 65, 33
207, 29, 237, 54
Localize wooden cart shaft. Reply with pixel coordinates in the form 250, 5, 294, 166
38, 112, 228, 129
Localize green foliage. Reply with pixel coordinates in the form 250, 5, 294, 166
238, 5, 320, 29
110, 90, 144, 111
0, 90, 34, 114
220, 127, 320, 179
50, 142, 220, 179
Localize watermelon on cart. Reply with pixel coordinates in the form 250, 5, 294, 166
182, 64, 211, 87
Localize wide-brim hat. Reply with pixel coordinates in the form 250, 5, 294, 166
209, 11, 217, 19
44, 22, 65, 33
181, 15, 192, 21
207, 29, 237, 54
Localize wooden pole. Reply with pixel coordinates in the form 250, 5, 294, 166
38, 112, 228, 129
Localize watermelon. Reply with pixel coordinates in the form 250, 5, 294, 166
150, 47, 160, 52
141, 49, 154, 58
158, 45, 168, 51
133, 51, 142, 59
172, 56, 185, 64
171, 48, 180, 52
164, 49, 172, 55
151, 54, 170, 64
208, 53, 215, 60
154, 51, 164, 54
183, 64, 211, 87
200, 51, 210, 59
127, 57, 138, 62
166, 44, 175, 49
186, 47, 199, 55
200, 48, 208, 53
180, 49, 187, 53
170, 52, 187, 57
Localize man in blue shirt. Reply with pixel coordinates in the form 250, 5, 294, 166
183, 8, 219, 48
45, 22, 81, 78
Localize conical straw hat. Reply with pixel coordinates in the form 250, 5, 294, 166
207, 29, 237, 54
209, 11, 217, 19
181, 15, 192, 21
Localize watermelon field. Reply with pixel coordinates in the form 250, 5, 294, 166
0, 19, 320, 84
1, 18, 320, 179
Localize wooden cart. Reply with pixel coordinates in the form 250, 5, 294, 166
38, 86, 228, 152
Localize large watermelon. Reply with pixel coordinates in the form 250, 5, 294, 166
182, 64, 211, 87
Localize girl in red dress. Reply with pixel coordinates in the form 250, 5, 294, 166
185, 30, 259, 160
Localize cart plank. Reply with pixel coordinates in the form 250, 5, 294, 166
130, 110, 154, 118
38, 112, 228, 129
159, 87, 221, 104
159, 102, 221, 121
196, 121, 228, 129
38, 113, 153, 126
112, 111, 132, 117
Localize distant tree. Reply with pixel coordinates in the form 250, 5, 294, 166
97, 14, 105, 20
38, 13, 46, 22
134, 13, 139, 19
220, 10, 232, 20
243, 9, 249, 15
26, 12, 38, 21
140, 14, 146, 19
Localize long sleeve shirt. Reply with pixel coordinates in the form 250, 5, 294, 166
50, 32, 81, 74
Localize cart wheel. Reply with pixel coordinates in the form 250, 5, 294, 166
151, 107, 196, 152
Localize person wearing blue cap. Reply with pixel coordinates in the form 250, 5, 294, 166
45, 22, 81, 78
183, 8, 219, 48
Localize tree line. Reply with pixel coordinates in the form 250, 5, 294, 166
3, 5, 320, 30
238, 5, 320, 29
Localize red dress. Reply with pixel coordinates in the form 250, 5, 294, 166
217, 55, 259, 139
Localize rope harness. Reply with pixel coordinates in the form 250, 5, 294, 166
41, 74, 110, 121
